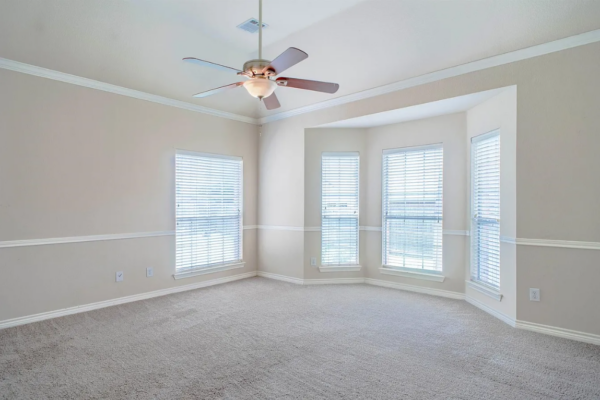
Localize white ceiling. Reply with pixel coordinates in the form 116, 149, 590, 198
1, 0, 600, 119
319, 87, 509, 128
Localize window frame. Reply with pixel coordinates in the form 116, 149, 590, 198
174, 149, 244, 279
469, 130, 501, 291
320, 151, 360, 267
381, 143, 444, 275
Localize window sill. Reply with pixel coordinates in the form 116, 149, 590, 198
173, 262, 245, 280
466, 280, 503, 301
319, 265, 362, 273
379, 266, 445, 282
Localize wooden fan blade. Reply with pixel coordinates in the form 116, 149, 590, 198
183, 58, 241, 73
263, 92, 281, 110
276, 77, 339, 94
262, 48, 308, 75
193, 82, 244, 98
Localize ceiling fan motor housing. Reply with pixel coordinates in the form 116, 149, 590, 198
243, 59, 276, 76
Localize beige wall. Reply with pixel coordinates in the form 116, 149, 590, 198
258, 42, 600, 335
466, 87, 517, 238
3, 40, 600, 337
517, 247, 600, 334
257, 120, 305, 278
302, 116, 469, 292
0, 69, 259, 322
364, 113, 468, 294
303, 128, 367, 280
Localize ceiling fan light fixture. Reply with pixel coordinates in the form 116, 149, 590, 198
243, 78, 277, 99
183, 0, 338, 109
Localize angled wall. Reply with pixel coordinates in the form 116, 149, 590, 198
364, 113, 468, 295
303, 128, 367, 281
465, 87, 517, 321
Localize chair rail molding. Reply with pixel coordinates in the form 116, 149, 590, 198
0, 227, 257, 249
515, 237, 600, 250
256, 226, 600, 250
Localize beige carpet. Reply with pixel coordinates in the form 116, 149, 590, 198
1, 277, 599, 399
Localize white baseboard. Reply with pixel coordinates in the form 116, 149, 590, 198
5, 270, 598, 347
0, 271, 257, 330
304, 277, 365, 285
258, 271, 463, 298
515, 320, 600, 346
462, 297, 600, 346
256, 271, 304, 285
465, 296, 516, 327
257, 271, 364, 285
365, 278, 465, 300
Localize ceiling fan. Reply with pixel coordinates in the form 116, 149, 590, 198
183, 0, 339, 110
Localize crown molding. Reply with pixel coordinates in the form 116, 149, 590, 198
0, 57, 258, 125
258, 29, 600, 125
3, 29, 599, 127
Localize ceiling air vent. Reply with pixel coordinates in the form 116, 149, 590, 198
237, 18, 268, 34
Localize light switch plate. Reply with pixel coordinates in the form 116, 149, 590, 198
310, 257, 317, 266
146, 267, 154, 277
116, 271, 124, 282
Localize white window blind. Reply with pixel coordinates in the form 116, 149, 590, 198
175, 151, 243, 272
321, 152, 359, 265
382, 144, 443, 272
470, 131, 501, 289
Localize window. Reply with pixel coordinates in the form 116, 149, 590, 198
470, 131, 500, 289
382, 144, 443, 272
321, 152, 359, 265
175, 150, 243, 272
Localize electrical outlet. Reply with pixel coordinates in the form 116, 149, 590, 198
529, 288, 540, 301
310, 257, 317, 266
116, 271, 124, 282
146, 267, 153, 277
